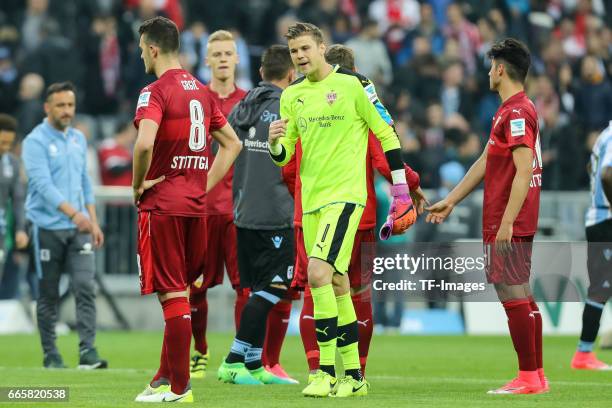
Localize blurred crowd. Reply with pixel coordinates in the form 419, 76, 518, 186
0, 0, 610, 190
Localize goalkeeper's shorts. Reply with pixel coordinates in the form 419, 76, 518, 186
291, 227, 375, 290
302, 202, 364, 275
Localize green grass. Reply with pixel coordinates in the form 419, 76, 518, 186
0, 332, 611, 407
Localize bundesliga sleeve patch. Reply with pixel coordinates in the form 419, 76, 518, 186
364, 83, 378, 103
137, 91, 151, 109
510, 118, 526, 137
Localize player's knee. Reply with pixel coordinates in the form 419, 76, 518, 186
332, 273, 350, 296
494, 282, 529, 302
158, 290, 188, 303
307, 258, 333, 288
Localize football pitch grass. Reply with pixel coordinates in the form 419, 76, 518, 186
0, 332, 610, 407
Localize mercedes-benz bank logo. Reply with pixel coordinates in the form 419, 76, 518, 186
298, 117, 307, 133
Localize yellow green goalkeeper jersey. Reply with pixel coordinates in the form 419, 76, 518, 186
271, 65, 401, 214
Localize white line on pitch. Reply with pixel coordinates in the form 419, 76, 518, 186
368, 375, 612, 387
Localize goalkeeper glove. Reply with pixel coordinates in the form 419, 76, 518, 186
379, 183, 417, 240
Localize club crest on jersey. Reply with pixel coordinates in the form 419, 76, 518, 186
510, 118, 526, 137
48, 144, 59, 157
326, 90, 337, 105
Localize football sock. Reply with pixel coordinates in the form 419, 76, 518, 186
352, 290, 373, 376
528, 296, 543, 369
161, 297, 192, 394
337, 292, 362, 381
300, 288, 320, 371
227, 291, 278, 370
503, 299, 537, 372
152, 336, 170, 385
578, 299, 605, 352
226, 338, 251, 364
234, 288, 250, 331
311, 284, 338, 378
263, 300, 291, 366
190, 290, 208, 354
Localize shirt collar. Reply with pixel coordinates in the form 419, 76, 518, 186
500, 90, 526, 109
42, 119, 71, 139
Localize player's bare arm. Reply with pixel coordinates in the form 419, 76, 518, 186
426, 145, 489, 224
495, 146, 533, 255
132, 118, 166, 203
207, 122, 242, 193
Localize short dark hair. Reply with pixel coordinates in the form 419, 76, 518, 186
0, 113, 17, 133
138, 16, 180, 53
45, 81, 76, 101
486, 38, 531, 83
285, 22, 324, 44
325, 44, 355, 71
261, 45, 293, 81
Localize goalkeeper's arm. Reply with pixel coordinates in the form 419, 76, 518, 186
268, 118, 297, 166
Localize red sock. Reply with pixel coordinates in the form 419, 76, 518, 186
529, 296, 543, 370
152, 337, 170, 384
190, 290, 208, 354
503, 299, 537, 372
162, 297, 192, 395
352, 289, 373, 376
263, 300, 291, 367
234, 288, 250, 331
300, 287, 319, 371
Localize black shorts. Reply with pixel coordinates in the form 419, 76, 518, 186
236, 227, 294, 292
586, 218, 612, 300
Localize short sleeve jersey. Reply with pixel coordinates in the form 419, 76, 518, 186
483, 91, 542, 236
586, 121, 612, 227
133, 68, 227, 216
202, 85, 247, 215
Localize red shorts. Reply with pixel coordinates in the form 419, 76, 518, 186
191, 213, 240, 293
138, 212, 207, 295
291, 227, 309, 290
483, 232, 534, 285
291, 227, 374, 290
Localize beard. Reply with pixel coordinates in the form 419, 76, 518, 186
51, 116, 72, 131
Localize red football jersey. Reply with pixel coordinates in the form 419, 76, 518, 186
133, 68, 227, 216
483, 91, 542, 236
98, 139, 132, 186
283, 132, 420, 229
203, 85, 247, 215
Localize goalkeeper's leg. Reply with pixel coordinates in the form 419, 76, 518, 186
302, 203, 367, 397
